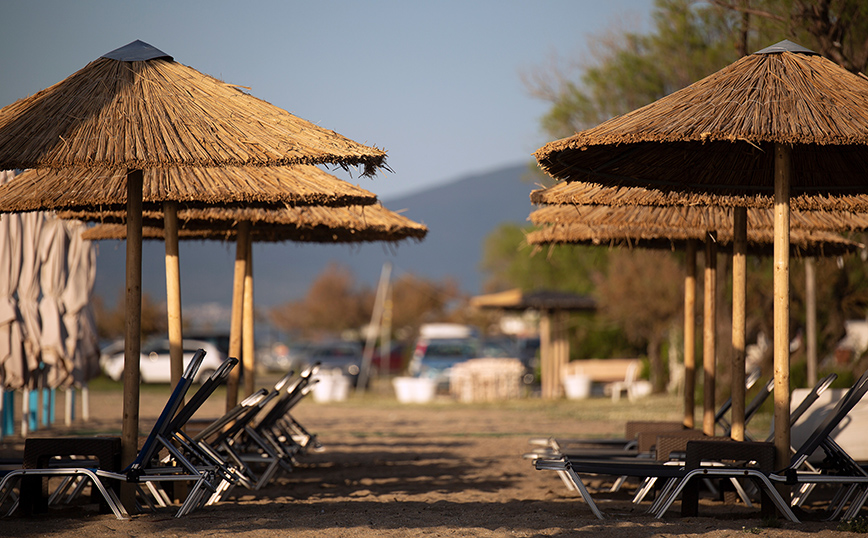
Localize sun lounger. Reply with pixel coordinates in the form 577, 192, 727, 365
0, 349, 232, 519
535, 369, 868, 522
529, 369, 763, 459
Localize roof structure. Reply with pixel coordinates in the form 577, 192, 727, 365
0, 164, 380, 212
0, 40, 387, 175
73, 203, 428, 244
470, 288, 596, 312
534, 41, 868, 205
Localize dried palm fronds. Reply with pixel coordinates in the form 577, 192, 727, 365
535, 42, 868, 198
0, 164, 379, 212
529, 203, 868, 233
74, 203, 427, 244
0, 41, 386, 175
526, 222, 861, 258
530, 181, 868, 212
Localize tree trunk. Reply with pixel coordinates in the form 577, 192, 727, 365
647, 335, 665, 393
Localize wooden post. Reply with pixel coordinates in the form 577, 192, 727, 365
359, 262, 392, 391
774, 143, 792, 471
539, 312, 553, 399
731, 207, 747, 441
242, 238, 255, 397
805, 257, 817, 387
683, 239, 697, 428
121, 169, 143, 512
554, 310, 569, 399
703, 233, 718, 436
164, 201, 184, 391
226, 221, 251, 411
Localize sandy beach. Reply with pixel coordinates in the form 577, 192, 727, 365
0, 380, 862, 538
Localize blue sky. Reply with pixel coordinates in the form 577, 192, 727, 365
0, 0, 653, 200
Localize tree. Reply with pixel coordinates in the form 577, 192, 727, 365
390, 273, 464, 337
268, 264, 465, 342
711, 0, 868, 71
594, 249, 684, 392
269, 263, 374, 339
93, 290, 168, 341
480, 223, 607, 295
524, 0, 740, 138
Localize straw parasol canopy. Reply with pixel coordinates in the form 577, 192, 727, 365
525, 219, 861, 257
0, 164, 381, 212
532, 39, 868, 476
529, 204, 868, 234
75, 204, 429, 243
530, 180, 868, 212
0, 40, 386, 174
534, 40, 868, 205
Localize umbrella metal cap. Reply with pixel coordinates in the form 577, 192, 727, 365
102, 40, 173, 62
754, 39, 817, 56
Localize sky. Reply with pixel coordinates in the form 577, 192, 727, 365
0, 0, 654, 201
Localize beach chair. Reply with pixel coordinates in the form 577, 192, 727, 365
230, 365, 321, 489
0, 349, 227, 519
633, 374, 837, 507
191, 367, 317, 498
246, 364, 321, 457
529, 369, 763, 459
168, 387, 272, 505
46, 356, 240, 514
535, 370, 868, 522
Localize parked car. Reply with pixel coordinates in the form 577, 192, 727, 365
480, 335, 539, 385
257, 341, 311, 373
370, 342, 406, 374
295, 341, 364, 385
101, 338, 228, 383
407, 336, 480, 388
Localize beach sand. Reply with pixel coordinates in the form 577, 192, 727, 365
0, 380, 861, 537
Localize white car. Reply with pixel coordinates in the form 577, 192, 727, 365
101, 338, 227, 383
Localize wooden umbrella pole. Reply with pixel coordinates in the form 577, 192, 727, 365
555, 310, 568, 399
683, 239, 697, 428
539, 312, 552, 399
805, 257, 817, 387
702, 233, 718, 436
226, 221, 251, 411
164, 201, 183, 391
731, 207, 747, 441
242, 236, 255, 397
121, 169, 143, 512
774, 143, 792, 471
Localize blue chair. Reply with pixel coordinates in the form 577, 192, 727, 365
0, 349, 232, 519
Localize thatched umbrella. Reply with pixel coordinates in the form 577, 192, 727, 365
530, 203, 868, 234
526, 220, 860, 256
72, 205, 429, 243
533, 181, 868, 386
531, 177, 868, 212
0, 39, 387, 498
72, 203, 427, 401
10, 163, 382, 406
527, 212, 860, 430
534, 40, 868, 470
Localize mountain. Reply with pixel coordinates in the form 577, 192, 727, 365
90, 162, 538, 322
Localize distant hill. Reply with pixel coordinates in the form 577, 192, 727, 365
91, 162, 540, 321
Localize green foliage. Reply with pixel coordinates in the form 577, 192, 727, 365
535, 0, 741, 137
480, 223, 607, 295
